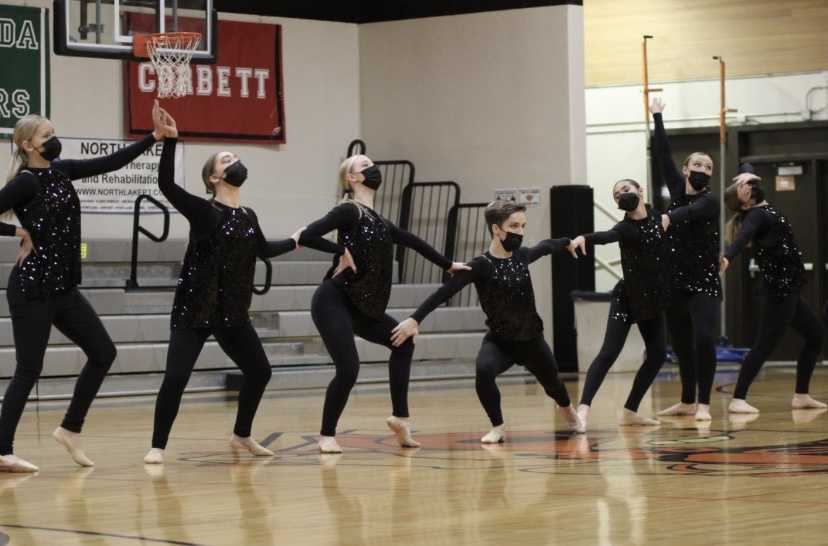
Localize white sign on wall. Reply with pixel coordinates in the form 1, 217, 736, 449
60, 136, 184, 214
494, 188, 541, 207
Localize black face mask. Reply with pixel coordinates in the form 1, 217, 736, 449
749, 182, 765, 204
39, 136, 62, 161
499, 231, 523, 252
223, 161, 248, 187
688, 170, 711, 191
360, 165, 382, 191
617, 192, 640, 212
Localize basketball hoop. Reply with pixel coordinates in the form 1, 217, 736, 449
134, 32, 201, 99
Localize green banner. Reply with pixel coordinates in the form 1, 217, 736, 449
0, 4, 50, 136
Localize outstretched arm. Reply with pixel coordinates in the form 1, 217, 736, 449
651, 99, 686, 200
666, 193, 719, 224
390, 259, 487, 347
388, 224, 453, 270
524, 237, 572, 264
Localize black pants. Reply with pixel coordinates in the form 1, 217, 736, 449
0, 275, 116, 455
312, 280, 414, 437
475, 334, 571, 427
579, 299, 667, 412
734, 290, 822, 399
151, 322, 272, 449
665, 291, 720, 405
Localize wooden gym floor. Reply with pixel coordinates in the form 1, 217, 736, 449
0, 366, 826, 545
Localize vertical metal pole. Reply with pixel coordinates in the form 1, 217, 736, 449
172, 0, 179, 31
94, 0, 102, 43
713, 56, 737, 340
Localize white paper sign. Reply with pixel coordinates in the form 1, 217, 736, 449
59, 136, 184, 214
517, 188, 541, 207
494, 188, 519, 203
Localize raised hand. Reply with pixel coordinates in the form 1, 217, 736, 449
650, 97, 665, 115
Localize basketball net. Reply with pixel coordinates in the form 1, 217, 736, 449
134, 32, 201, 99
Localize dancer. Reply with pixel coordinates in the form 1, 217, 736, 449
569, 179, 668, 429
300, 154, 469, 454
0, 108, 168, 472
143, 105, 341, 464
651, 98, 721, 421
391, 200, 585, 443
721, 174, 825, 413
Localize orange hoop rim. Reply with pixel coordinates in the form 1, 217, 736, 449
133, 31, 202, 59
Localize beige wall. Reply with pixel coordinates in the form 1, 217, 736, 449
585, 0, 828, 87
1, 0, 361, 240
358, 5, 587, 344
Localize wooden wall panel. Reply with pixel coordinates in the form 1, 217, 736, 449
585, 0, 828, 87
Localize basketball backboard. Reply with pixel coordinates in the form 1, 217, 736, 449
54, 0, 216, 62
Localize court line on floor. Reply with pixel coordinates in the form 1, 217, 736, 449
0, 524, 206, 545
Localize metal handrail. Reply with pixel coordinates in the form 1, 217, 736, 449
126, 194, 170, 290
252, 257, 273, 295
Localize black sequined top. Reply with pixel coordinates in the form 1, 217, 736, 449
410, 239, 570, 341
653, 113, 722, 299
724, 205, 805, 297
158, 139, 341, 329
0, 134, 158, 299
303, 201, 453, 320
585, 205, 668, 322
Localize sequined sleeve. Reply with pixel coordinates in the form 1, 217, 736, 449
0, 171, 38, 216
584, 224, 625, 246
724, 208, 767, 260
53, 133, 158, 180
523, 238, 571, 264
302, 203, 360, 238
667, 192, 718, 224
409, 258, 487, 323
388, 224, 453, 270
652, 113, 685, 200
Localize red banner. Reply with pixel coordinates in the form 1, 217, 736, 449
125, 19, 285, 144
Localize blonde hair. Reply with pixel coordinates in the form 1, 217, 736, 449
4, 114, 46, 219
338, 155, 364, 203
201, 152, 221, 195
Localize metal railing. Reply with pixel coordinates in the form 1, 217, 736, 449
445, 202, 490, 307
126, 194, 274, 294
252, 257, 273, 295
126, 194, 170, 290
397, 181, 460, 284
592, 200, 624, 280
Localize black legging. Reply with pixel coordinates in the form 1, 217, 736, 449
665, 292, 720, 405
734, 290, 822, 399
312, 280, 414, 437
151, 322, 272, 449
579, 303, 667, 412
475, 334, 571, 427
0, 274, 116, 455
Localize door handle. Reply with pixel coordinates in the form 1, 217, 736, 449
748, 258, 758, 278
